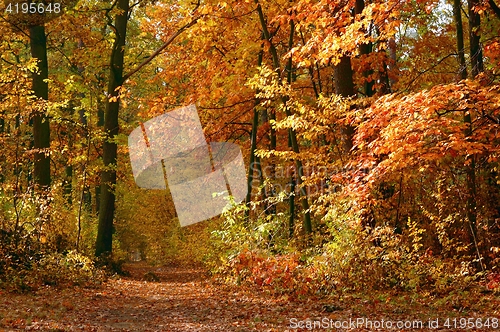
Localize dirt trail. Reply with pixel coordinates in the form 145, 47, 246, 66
1, 263, 498, 331
0, 263, 327, 331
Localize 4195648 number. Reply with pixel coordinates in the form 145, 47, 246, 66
443, 317, 499, 329
5, 2, 61, 14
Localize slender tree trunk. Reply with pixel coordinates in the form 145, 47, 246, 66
253, 155, 267, 204
245, 106, 260, 219
465, 0, 482, 267
95, 0, 129, 257
95, 91, 105, 215
387, 37, 398, 88
255, 1, 312, 233
334, 55, 355, 153
94, 29, 106, 215
468, 0, 484, 77
61, 105, 76, 205
334, 56, 355, 97
64, 164, 73, 205
355, 0, 374, 97
254, 4, 276, 208
245, 110, 259, 208
77, 45, 93, 212
464, 111, 480, 263
0, 115, 4, 184
454, 0, 468, 80
30, 25, 50, 189
267, 109, 277, 216
245, 48, 264, 220
288, 132, 296, 238
285, 19, 312, 234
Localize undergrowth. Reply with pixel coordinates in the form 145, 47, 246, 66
206, 200, 500, 300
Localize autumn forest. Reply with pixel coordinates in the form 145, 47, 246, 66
0, 0, 500, 330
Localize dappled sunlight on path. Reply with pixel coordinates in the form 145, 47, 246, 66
1, 262, 498, 331
0, 263, 325, 331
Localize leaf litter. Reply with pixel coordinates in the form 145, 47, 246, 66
0, 262, 498, 331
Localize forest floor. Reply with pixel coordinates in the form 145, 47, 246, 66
0, 262, 499, 331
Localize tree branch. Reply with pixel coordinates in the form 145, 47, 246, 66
0, 14, 30, 38
489, 0, 500, 19
404, 53, 457, 91
198, 98, 255, 110
122, 17, 200, 82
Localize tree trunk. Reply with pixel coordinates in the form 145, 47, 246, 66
30, 25, 50, 189
468, 0, 484, 77
64, 164, 73, 205
0, 116, 4, 184
355, 0, 374, 97
285, 19, 312, 234
255, 1, 312, 234
288, 131, 296, 238
387, 37, 398, 88
465, 0, 482, 267
95, 0, 129, 257
95, 91, 105, 215
245, 106, 260, 218
454, 0, 468, 80
335, 55, 355, 153
245, 47, 264, 220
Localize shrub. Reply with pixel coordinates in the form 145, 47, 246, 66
0, 249, 105, 292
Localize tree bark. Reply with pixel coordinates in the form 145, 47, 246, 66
245, 48, 264, 220
465, 0, 482, 267
355, 0, 374, 97
30, 25, 50, 189
255, 1, 312, 233
334, 55, 355, 153
94, 2, 199, 256
285, 19, 312, 234
488, 0, 500, 18
95, 95, 105, 215
454, 0, 468, 80
95, 0, 129, 257
288, 132, 296, 238
468, 0, 484, 77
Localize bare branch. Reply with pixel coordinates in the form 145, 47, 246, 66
488, 0, 500, 19
122, 17, 200, 82
404, 53, 457, 91
0, 14, 30, 38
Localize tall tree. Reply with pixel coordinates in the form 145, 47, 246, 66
95, 0, 130, 257
334, 55, 355, 153
30, 25, 50, 189
454, 0, 467, 80
255, 0, 312, 234
245, 49, 264, 219
466, 0, 483, 263
95, 1, 201, 257
468, 0, 484, 76
355, 0, 374, 97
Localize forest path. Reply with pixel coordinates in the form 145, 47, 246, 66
0, 262, 331, 331
1, 262, 497, 331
